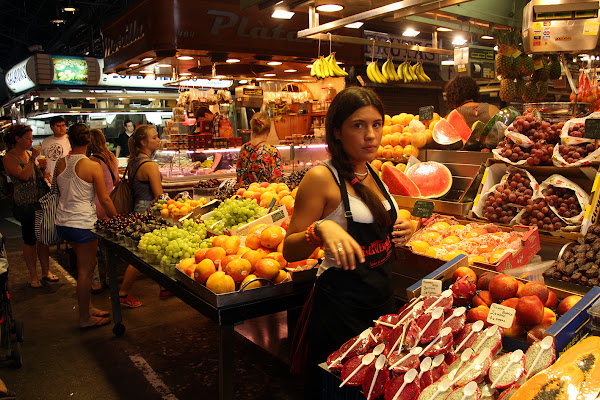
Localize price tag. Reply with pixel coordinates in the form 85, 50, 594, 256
412, 200, 435, 218
585, 119, 600, 139
421, 279, 442, 296
487, 303, 516, 329
419, 106, 434, 122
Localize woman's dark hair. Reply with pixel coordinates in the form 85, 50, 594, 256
325, 87, 391, 228
128, 125, 155, 163
68, 123, 91, 147
3, 124, 32, 149
193, 106, 212, 120
445, 76, 481, 109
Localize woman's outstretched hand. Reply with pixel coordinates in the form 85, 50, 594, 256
391, 219, 413, 248
318, 220, 365, 271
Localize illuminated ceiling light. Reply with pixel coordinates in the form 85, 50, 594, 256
345, 22, 364, 29
452, 36, 467, 45
157, 63, 171, 68
267, 61, 282, 66
51, 19, 65, 25
86, 97, 95, 100
214, 75, 226, 79
140, 70, 153, 74
437, 27, 452, 32
402, 29, 420, 37
271, 9, 295, 19
62, 6, 77, 12
148, 98, 155, 101
129, 63, 139, 67
238, 80, 248, 84
441, 60, 455, 65
264, 73, 276, 77
226, 58, 240, 63
180, 72, 192, 76
142, 57, 153, 62
494, 45, 499, 51
284, 69, 297, 73
316, 4, 344, 12
481, 35, 494, 40
256, 78, 265, 81
275, 0, 283, 4
177, 56, 194, 60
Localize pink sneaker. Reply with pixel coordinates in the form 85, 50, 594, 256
119, 294, 142, 308
159, 290, 173, 299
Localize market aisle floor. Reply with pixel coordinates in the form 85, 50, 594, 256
0, 199, 304, 400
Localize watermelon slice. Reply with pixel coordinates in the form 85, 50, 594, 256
432, 119, 463, 149
446, 110, 472, 143
381, 164, 421, 197
405, 162, 453, 198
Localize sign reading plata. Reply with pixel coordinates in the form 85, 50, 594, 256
412, 200, 435, 218
419, 106, 434, 122
585, 119, 600, 139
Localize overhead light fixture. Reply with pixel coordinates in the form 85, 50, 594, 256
142, 57, 153, 62
177, 56, 194, 61
180, 72, 192, 76
129, 63, 139, 67
441, 60, 455, 65
226, 58, 240, 63
140, 70, 153, 74
437, 27, 452, 32
62, 6, 77, 12
306, 65, 314, 68
284, 69, 297, 73
272, 9, 295, 19
316, 4, 344, 12
345, 22, 364, 29
267, 61, 282, 66
481, 35, 494, 40
157, 63, 171, 67
51, 19, 65, 25
264, 73, 276, 77
402, 29, 420, 37
238, 80, 248, 84
494, 45, 499, 51
452, 36, 467, 45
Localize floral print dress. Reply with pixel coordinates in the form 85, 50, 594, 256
236, 142, 283, 187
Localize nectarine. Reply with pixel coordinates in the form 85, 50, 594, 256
558, 295, 582, 315
519, 281, 549, 304
489, 274, 518, 301
516, 295, 544, 326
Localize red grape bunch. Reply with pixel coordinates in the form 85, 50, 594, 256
566, 122, 585, 138
558, 143, 596, 164
542, 186, 581, 219
483, 172, 534, 224
520, 198, 566, 232
506, 113, 563, 144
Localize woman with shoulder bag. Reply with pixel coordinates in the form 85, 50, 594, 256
2, 124, 58, 288
55, 124, 118, 329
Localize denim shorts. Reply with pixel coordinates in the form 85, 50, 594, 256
56, 225, 98, 244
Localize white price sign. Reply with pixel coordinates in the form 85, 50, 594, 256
487, 303, 516, 329
421, 279, 442, 296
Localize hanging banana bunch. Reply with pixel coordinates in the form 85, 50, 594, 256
366, 60, 388, 84
310, 53, 348, 80
396, 61, 432, 83
381, 58, 400, 82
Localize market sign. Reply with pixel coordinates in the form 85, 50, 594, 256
5, 57, 35, 93
52, 56, 88, 85
364, 30, 439, 64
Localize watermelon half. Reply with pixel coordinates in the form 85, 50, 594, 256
381, 164, 421, 197
432, 119, 463, 150
446, 110, 472, 143
405, 161, 453, 198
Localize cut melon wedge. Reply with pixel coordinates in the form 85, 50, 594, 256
382, 164, 421, 197
405, 162, 453, 199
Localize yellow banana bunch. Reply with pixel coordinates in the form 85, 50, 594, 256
366, 61, 388, 84
414, 62, 432, 82
382, 59, 400, 81
310, 56, 333, 80
398, 62, 413, 83
327, 53, 348, 77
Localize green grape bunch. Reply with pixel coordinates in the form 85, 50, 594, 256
138, 219, 208, 265
204, 198, 268, 234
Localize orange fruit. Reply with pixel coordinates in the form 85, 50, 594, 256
273, 270, 288, 284
260, 226, 285, 249
205, 247, 226, 262
244, 233, 262, 250
265, 252, 287, 269
241, 274, 262, 290
223, 235, 241, 255
240, 250, 262, 270
254, 259, 281, 280
160, 208, 170, 218
206, 271, 235, 294
193, 259, 216, 284
212, 235, 228, 248
225, 258, 253, 283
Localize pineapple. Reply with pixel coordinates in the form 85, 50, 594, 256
549, 56, 561, 79
519, 55, 535, 76
536, 81, 549, 100
523, 81, 538, 102
515, 79, 526, 97
533, 58, 550, 81
496, 53, 512, 76
500, 79, 516, 102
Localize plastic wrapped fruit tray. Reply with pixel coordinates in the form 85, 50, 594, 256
174, 268, 293, 308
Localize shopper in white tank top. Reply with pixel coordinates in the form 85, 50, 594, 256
55, 124, 118, 330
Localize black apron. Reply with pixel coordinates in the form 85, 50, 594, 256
306, 163, 398, 378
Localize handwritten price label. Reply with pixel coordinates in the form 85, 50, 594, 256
421, 279, 442, 296
487, 303, 516, 329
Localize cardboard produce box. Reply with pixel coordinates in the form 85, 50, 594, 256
406, 254, 600, 354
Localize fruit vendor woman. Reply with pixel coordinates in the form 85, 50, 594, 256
445, 76, 500, 128
282, 87, 413, 399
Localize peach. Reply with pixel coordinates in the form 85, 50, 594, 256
526, 321, 553, 343
403, 145, 419, 158
519, 281, 549, 304
254, 258, 280, 280
399, 133, 412, 147
500, 297, 519, 309
392, 145, 405, 159
472, 291, 494, 307
516, 281, 525, 297
477, 272, 495, 291
504, 320, 525, 338
516, 295, 544, 326
542, 307, 557, 325
467, 305, 491, 327
225, 258, 253, 283
452, 266, 477, 285
240, 274, 262, 290
558, 295, 582, 315
193, 259, 216, 284
382, 145, 394, 159
194, 248, 209, 263
489, 274, 519, 301
205, 247, 226, 262
545, 290, 559, 308
206, 271, 235, 294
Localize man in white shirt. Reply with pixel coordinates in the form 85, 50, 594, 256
42, 116, 71, 178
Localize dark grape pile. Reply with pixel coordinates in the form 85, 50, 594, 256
520, 198, 566, 231
284, 168, 309, 189
567, 122, 585, 138
215, 179, 238, 201
541, 186, 581, 219
195, 178, 221, 188
558, 143, 596, 164
483, 172, 534, 224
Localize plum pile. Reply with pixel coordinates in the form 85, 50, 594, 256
195, 178, 221, 189
541, 186, 581, 219
519, 198, 566, 232
544, 225, 600, 286
96, 213, 166, 236
483, 172, 534, 224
